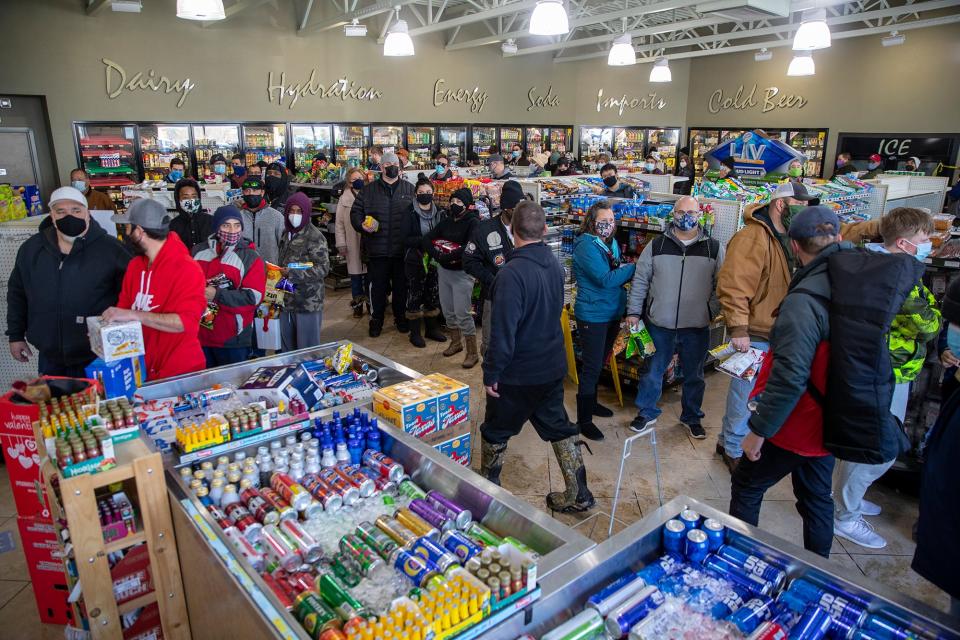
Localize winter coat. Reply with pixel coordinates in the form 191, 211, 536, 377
277, 223, 330, 313
191, 238, 267, 349
334, 188, 366, 276
6, 217, 130, 367
572, 234, 636, 323
349, 178, 416, 259
170, 211, 213, 250
627, 227, 724, 330
483, 242, 567, 387
463, 216, 514, 299
241, 203, 285, 266
600, 182, 636, 199
832, 164, 858, 179
404, 203, 443, 268
116, 234, 206, 380
674, 164, 695, 195
422, 210, 479, 271
84, 188, 116, 212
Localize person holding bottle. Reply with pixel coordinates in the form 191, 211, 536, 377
571, 200, 636, 441
335, 167, 369, 318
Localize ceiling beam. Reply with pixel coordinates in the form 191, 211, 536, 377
298, 0, 315, 31
304, 0, 418, 33
201, 0, 271, 27
511, 16, 727, 55
85, 0, 111, 15
405, 0, 541, 37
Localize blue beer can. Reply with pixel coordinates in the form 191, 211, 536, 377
439, 529, 482, 564
679, 508, 701, 530
728, 596, 775, 634
636, 553, 683, 584
792, 605, 833, 640
860, 614, 918, 639
703, 554, 774, 597
702, 518, 726, 552
717, 544, 787, 590
603, 585, 665, 638
586, 572, 649, 617
685, 529, 710, 564
787, 579, 868, 628
410, 536, 459, 574
663, 519, 687, 555
389, 548, 439, 588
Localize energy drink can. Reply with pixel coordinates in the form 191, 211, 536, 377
718, 545, 787, 591
586, 572, 649, 616
702, 518, 726, 551
425, 490, 473, 530
223, 526, 265, 572
316, 572, 368, 621
335, 465, 375, 498
258, 487, 298, 522
262, 524, 303, 572
338, 534, 382, 575
398, 479, 427, 500
792, 605, 833, 640
747, 621, 789, 640
356, 521, 398, 559
318, 468, 361, 506
685, 529, 710, 564
679, 508, 701, 530
662, 519, 686, 555
409, 498, 455, 532
604, 585, 666, 638
299, 473, 344, 512
362, 450, 405, 482
395, 507, 440, 540
410, 536, 460, 574
440, 529, 483, 563
390, 548, 440, 588
703, 554, 775, 597
279, 519, 324, 563
271, 472, 312, 511
540, 609, 604, 640
374, 515, 418, 546
728, 596, 776, 634
224, 501, 263, 544
241, 487, 280, 525
465, 522, 503, 547
294, 592, 340, 637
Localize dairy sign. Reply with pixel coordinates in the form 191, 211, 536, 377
705, 129, 805, 179
102, 58, 196, 108
708, 84, 807, 114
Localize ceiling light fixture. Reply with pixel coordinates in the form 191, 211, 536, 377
501, 39, 518, 55
176, 0, 225, 20
608, 33, 636, 66
383, 6, 414, 57
344, 19, 368, 37
793, 8, 830, 50
754, 47, 772, 62
787, 51, 815, 76
529, 0, 569, 36
881, 31, 905, 47
649, 57, 672, 83
111, 1, 142, 12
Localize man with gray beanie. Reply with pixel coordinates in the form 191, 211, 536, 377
102, 198, 207, 379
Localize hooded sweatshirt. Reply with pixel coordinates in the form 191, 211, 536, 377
169, 178, 212, 249
116, 234, 206, 379
240, 198, 285, 266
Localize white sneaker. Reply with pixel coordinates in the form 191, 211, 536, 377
860, 499, 881, 517
834, 517, 887, 549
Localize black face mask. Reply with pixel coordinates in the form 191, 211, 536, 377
602, 175, 618, 188
123, 228, 146, 256
265, 175, 284, 196
243, 194, 263, 209
383, 166, 399, 180
351, 179, 364, 191
449, 203, 465, 217
416, 193, 433, 205
54, 214, 88, 238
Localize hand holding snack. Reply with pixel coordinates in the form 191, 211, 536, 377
362, 215, 380, 232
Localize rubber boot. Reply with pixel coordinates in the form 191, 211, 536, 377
443, 329, 463, 357
576, 394, 605, 441
351, 296, 364, 318
480, 438, 508, 486
547, 436, 595, 513
424, 315, 447, 343
462, 334, 479, 369
408, 318, 426, 348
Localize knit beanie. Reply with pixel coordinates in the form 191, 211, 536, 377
213, 204, 243, 231
500, 181, 524, 210
451, 187, 474, 208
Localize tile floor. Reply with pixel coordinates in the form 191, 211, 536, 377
0, 287, 952, 637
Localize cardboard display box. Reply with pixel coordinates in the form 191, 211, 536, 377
16, 515, 73, 625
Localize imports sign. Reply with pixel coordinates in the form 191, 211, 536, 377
596, 89, 667, 115
707, 84, 807, 115
267, 70, 384, 109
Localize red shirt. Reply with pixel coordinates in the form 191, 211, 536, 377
118, 234, 207, 380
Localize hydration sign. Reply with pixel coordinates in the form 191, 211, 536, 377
705, 129, 806, 179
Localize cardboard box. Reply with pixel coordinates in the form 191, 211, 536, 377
111, 544, 153, 605
123, 602, 163, 640
86, 317, 146, 363
419, 373, 470, 432
434, 430, 471, 467
85, 355, 147, 399
372, 382, 439, 438
17, 516, 73, 625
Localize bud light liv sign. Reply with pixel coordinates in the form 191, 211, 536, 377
705, 129, 806, 179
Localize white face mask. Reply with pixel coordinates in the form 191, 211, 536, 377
289, 213, 303, 228
679, 161, 687, 169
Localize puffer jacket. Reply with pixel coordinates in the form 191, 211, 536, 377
191, 237, 266, 349
350, 178, 416, 259
572, 233, 636, 323
278, 223, 330, 313
890, 282, 941, 383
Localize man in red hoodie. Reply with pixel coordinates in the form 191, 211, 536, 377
102, 198, 207, 380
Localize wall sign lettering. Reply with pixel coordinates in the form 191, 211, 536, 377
267, 71, 383, 109
707, 84, 807, 115
102, 58, 196, 108
596, 89, 666, 115
432, 79, 488, 113
527, 85, 560, 111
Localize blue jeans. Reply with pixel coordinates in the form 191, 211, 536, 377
350, 274, 369, 299
634, 323, 710, 425
203, 346, 249, 369
719, 339, 769, 458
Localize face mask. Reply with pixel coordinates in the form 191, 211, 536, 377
595, 220, 616, 238
868, 162, 880, 170
288, 213, 303, 228
351, 178, 364, 190
233, 166, 246, 177
645, 163, 655, 171
836, 159, 845, 167
180, 198, 201, 214
243, 194, 263, 209
436, 165, 446, 174
123, 228, 146, 256
265, 175, 283, 195
783, 203, 805, 228
416, 193, 433, 206
948, 324, 960, 356
218, 229, 242, 246
71, 180, 87, 192
787, 167, 803, 178
170, 170, 184, 181
672, 213, 699, 231
906, 165, 916, 171
512, 150, 520, 158
214, 164, 227, 175
679, 161, 687, 169
383, 165, 399, 179
602, 175, 618, 188
449, 203, 465, 217
54, 214, 87, 239
906, 239, 933, 262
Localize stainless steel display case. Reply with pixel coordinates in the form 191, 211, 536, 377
140, 342, 594, 639
484, 496, 960, 639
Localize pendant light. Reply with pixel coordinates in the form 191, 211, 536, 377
649, 58, 672, 83
793, 8, 830, 50
607, 22, 635, 67
176, 0, 225, 20
529, 0, 569, 36
787, 51, 815, 76
383, 6, 414, 57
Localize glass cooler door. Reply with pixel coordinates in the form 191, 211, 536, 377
371, 125, 403, 153
471, 126, 497, 162
406, 126, 436, 170
334, 124, 370, 167
614, 126, 646, 162
75, 123, 138, 210
242, 123, 287, 167
525, 127, 545, 155
139, 124, 191, 181
579, 126, 613, 163
548, 126, 573, 155
438, 126, 466, 165
191, 124, 240, 178
646, 127, 681, 173
499, 126, 523, 155
290, 124, 332, 173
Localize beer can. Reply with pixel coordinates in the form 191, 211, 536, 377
540, 609, 604, 640
318, 629, 347, 640
241, 487, 280, 525
440, 529, 483, 564
685, 528, 710, 564
302, 500, 325, 521
395, 507, 440, 540
224, 501, 263, 544
205, 503, 233, 531
330, 553, 362, 588
747, 621, 789, 640
358, 466, 397, 496
679, 508, 701, 530
702, 518, 726, 551
259, 486, 298, 521
356, 521, 398, 559
335, 465, 375, 498
374, 515, 418, 546
316, 572, 368, 621
294, 592, 340, 636
280, 519, 324, 563
636, 553, 683, 584
786, 579, 868, 628
300, 473, 344, 512
425, 490, 473, 530
703, 554, 774, 597
410, 536, 459, 574
662, 519, 686, 555
860, 614, 916, 639
261, 571, 294, 611
398, 479, 427, 501
729, 596, 776, 634
338, 533, 383, 575
223, 526, 265, 572
271, 472, 312, 511
586, 572, 649, 616
464, 522, 503, 547
318, 468, 361, 506
603, 585, 666, 638
390, 548, 439, 588
362, 450, 405, 482
792, 605, 833, 640
409, 498, 455, 532
718, 545, 787, 591
262, 524, 303, 572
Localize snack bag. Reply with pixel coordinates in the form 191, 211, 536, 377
201, 302, 219, 330
327, 343, 354, 374
624, 319, 656, 359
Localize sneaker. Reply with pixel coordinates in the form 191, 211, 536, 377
834, 517, 887, 549
685, 423, 707, 439
860, 499, 881, 517
629, 414, 657, 433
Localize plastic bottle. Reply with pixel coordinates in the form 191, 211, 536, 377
335, 442, 351, 464
209, 478, 225, 506
220, 484, 240, 508
321, 445, 338, 469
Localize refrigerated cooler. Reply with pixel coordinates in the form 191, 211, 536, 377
242, 123, 287, 167
525, 127, 546, 155
334, 124, 370, 167
290, 124, 333, 172
499, 126, 523, 155
139, 124, 191, 182
471, 126, 497, 162
689, 127, 828, 178
439, 125, 466, 165
614, 126, 647, 162
579, 126, 614, 163
371, 124, 404, 154
647, 127, 681, 173
192, 124, 241, 178
74, 123, 138, 209
548, 126, 573, 155
406, 125, 436, 169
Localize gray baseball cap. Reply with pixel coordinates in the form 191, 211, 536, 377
487, 153, 505, 164
381, 151, 400, 165
111, 198, 172, 231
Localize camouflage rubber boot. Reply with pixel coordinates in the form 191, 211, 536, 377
547, 436, 596, 513
480, 438, 508, 486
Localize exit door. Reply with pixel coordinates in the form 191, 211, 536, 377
0, 128, 42, 187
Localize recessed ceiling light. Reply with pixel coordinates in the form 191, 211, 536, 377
881, 31, 905, 47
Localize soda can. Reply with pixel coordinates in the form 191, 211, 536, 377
358, 467, 397, 496
398, 479, 427, 501
271, 472, 312, 511
425, 490, 473, 530
747, 621, 789, 640
335, 465, 375, 498
679, 508, 701, 530
409, 498, 455, 532
261, 571, 295, 611
224, 501, 263, 544
390, 548, 440, 588
338, 534, 382, 576
703, 554, 774, 597
280, 519, 324, 563
792, 605, 833, 640
330, 553, 362, 588
317, 468, 361, 506
728, 596, 776, 634
241, 487, 280, 525
464, 522, 503, 547
375, 515, 418, 546
205, 503, 233, 531
299, 474, 344, 512
586, 572, 649, 617
258, 486, 298, 522
787, 579, 868, 627
603, 585, 666, 638
662, 519, 686, 555
636, 553, 683, 584
223, 526, 265, 572
860, 614, 916, 639
355, 521, 398, 559
540, 609, 604, 640
262, 524, 303, 572
685, 529, 710, 564
316, 572, 368, 621
362, 450, 405, 482
702, 518, 726, 552
717, 545, 786, 591
440, 529, 483, 564
286, 570, 317, 595
395, 507, 440, 540
294, 592, 340, 636
410, 536, 460, 574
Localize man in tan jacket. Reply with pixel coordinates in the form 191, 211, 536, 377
716, 182, 880, 471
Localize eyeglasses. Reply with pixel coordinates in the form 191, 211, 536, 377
674, 210, 699, 216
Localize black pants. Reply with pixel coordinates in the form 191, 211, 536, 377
480, 377, 578, 445
576, 318, 620, 398
405, 260, 440, 318
38, 353, 93, 379
368, 256, 407, 324
730, 441, 835, 558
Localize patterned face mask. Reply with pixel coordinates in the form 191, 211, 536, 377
672, 212, 699, 231
218, 229, 242, 246
595, 220, 616, 238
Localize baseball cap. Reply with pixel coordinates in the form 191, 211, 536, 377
49, 186, 87, 208
787, 205, 840, 240
381, 151, 399, 165
487, 153, 504, 165
869, 153, 882, 163
772, 181, 815, 201
242, 177, 265, 191
111, 198, 172, 231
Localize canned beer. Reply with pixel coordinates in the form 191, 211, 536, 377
586, 572, 649, 617
259, 486, 298, 521
425, 490, 473, 530
335, 465, 375, 498
271, 472, 312, 511
662, 519, 686, 555
390, 548, 439, 588
702, 518, 726, 551
410, 536, 459, 573
718, 545, 787, 591
338, 534, 383, 575
685, 529, 710, 564
397, 479, 427, 501
318, 468, 361, 506
791, 605, 833, 640
223, 526, 265, 572
262, 524, 302, 572
241, 487, 280, 525
299, 473, 344, 512
362, 450, 404, 482
729, 596, 776, 634
395, 507, 440, 540
703, 554, 775, 597
279, 519, 324, 564
679, 508, 701, 530
409, 498, 455, 532
440, 529, 482, 564
356, 521, 398, 559
224, 501, 263, 544
541, 609, 603, 640
604, 585, 666, 638
747, 621, 789, 640
374, 515, 418, 546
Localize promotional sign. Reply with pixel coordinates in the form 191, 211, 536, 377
704, 129, 805, 179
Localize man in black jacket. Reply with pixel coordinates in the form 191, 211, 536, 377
7, 186, 130, 376
351, 151, 415, 336
481, 201, 595, 513
169, 178, 212, 249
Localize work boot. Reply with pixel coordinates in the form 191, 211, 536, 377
408, 318, 426, 348
593, 401, 614, 418
351, 296, 364, 318
395, 318, 410, 334
462, 335, 479, 369
368, 319, 383, 338
547, 436, 595, 513
424, 316, 447, 342
443, 329, 463, 357
480, 438, 508, 486
576, 394, 605, 442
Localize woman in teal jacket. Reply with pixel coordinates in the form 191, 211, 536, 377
572, 201, 636, 441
